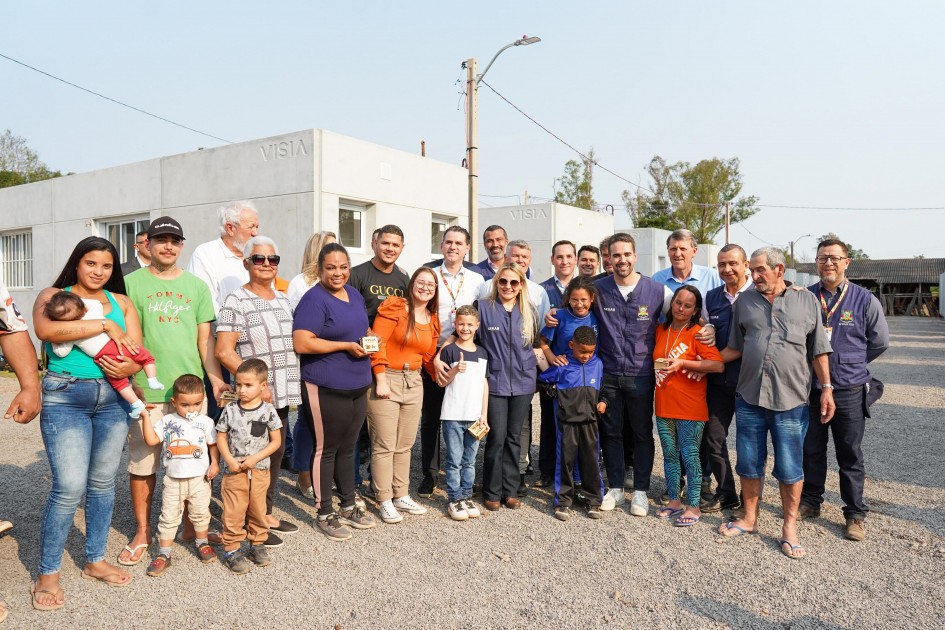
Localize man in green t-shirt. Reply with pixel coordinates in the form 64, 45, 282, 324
114, 216, 229, 566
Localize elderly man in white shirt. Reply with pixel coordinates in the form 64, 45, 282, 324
187, 200, 260, 316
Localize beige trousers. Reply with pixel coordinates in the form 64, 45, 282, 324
367, 369, 422, 503
221, 468, 270, 551
157, 475, 212, 541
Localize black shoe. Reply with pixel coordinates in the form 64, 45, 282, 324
270, 520, 299, 535
798, 503, 821, 520
263, 532, 284, 548
418, 475, 436, 498
247, 544, 271, 567
719, 495, 741, 511
517, 474, 529, 497
524, 463, 535, 476
700, 495, 723, 513
534, 475, 553, 488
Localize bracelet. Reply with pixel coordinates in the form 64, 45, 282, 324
101, 320, 107, 333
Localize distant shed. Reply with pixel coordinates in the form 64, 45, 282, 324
796, 258, 945, 317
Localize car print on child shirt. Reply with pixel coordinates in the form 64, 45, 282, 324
165, 438, 202, 460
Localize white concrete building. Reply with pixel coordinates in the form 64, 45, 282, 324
0, 129, 468, 331
476, 202, 614, 280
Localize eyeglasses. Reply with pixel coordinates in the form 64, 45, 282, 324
815, 256, 848, 265
415, 281, 437, 290
247, 254, 281, 266
497, 278, 521, 287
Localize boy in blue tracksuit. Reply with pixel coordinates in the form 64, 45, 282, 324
538, 326, 607, 521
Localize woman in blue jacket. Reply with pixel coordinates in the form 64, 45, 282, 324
478, 263, 538, 510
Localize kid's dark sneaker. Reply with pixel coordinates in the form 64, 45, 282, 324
222, 549, 252, 575
196, 543, 217, 564
247, 544, 271, 567
146, 553, 171, 577
555, 506, 571, 522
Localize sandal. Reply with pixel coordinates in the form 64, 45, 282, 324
674, 514, 701, 527
81, 567, 133, 587
30, 583, 64, 611
718, 521, 756, 538
117, 542, 148, 566
656, 507, 683, 519
1, 598, 9, 622
779, 539, 806, 559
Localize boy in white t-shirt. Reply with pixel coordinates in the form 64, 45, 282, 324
140, 374, 219, 576
436, 305, 489, 521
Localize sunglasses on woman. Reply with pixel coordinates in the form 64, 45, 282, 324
247, 255, 281, 266
497, 278, 521, 287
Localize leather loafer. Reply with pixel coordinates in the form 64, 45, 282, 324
484, 500, 501, 511
502, 497, 521, 509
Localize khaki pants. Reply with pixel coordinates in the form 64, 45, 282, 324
221, 468, 270, 551
367, 369, 422, 503
128, 399, 208, 476
157, 475, 212, 541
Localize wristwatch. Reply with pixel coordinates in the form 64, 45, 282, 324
821, 383, 834, 390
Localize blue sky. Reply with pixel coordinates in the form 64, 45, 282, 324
3, 1, 943, 259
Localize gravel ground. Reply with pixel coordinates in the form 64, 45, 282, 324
1, 316, 944, 629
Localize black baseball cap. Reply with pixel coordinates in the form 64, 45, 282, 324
147, 216, 185, 240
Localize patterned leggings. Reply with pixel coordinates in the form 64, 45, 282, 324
656, 417, 705, 507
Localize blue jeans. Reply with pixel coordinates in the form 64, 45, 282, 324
39, 373, 130, 574
442, 421, 480, 502
734, 397, 808, 484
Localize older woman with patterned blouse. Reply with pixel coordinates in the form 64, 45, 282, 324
215, 235, 302, 544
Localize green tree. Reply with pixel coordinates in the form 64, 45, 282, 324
815, 233, 869, 260
622, 155, 758, 243
0, 129, 63, 188
554, 148, 596, 210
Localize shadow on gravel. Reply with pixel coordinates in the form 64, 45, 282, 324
677, 594, 851, 629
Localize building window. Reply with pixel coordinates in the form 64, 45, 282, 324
101, 216, 151, 265
339, 203, 365, 251
431, 216, 452, 257
0, 230, 33, 289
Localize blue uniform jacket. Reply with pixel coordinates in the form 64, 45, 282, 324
539, 352, 603, 424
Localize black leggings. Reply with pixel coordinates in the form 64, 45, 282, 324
265, 406, 290, 515
303, 382, 368, 516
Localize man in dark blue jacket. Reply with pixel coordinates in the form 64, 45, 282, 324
801, 237, 889, 542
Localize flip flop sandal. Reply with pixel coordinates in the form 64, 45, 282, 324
117, 542, 148, 566
1, 599, 9, 622
674, 515, 701, 527
30, 583, 64, 611
656, 507, 684, 519
779, 539, 806, 560
718, 521, 756, 538
0, 520, 12, 537
81, 569, 133, 587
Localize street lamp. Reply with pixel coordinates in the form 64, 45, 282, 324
464, 35, 541, 257
789, 234, 812, 265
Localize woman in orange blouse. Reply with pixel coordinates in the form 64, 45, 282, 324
367, 267, 440, 524
653, 286, 723, 528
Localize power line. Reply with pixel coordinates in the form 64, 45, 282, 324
757, 204, 945, 211
0, 52, 233, 144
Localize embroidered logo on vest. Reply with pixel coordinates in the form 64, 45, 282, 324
637, 305, 650, 321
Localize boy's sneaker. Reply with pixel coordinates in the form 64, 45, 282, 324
378, 500, 403, 524
338, 505, 376, 530
222, 549, 252, 575
587, 506, 603, 519
392, 495, 427, 515
146, 553, 171, 577
448, 501, 469, 521
247, 544, 271, 567
555, 506, 571, 522
601, 488, 625, 511
463, 500, 481, 519
629, 490, 649, 517
196, 543, 217, 564
315, 514, 353, 541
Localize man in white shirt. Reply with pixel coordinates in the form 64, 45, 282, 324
186, 200, 260, 316
418, 226, 486, 497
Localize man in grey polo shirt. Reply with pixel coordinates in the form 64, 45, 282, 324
718, 247, 835, 559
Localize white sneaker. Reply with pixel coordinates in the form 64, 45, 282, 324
629, 490, 649, 517
448, 501, 469, 521
623, 467, 634, 490
378, 500, 403, 524
392, 495, 428, 515
463, 500, 481, 519
600, 488, 625, 511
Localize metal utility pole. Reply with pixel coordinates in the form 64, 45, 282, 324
724, 201, 730, 244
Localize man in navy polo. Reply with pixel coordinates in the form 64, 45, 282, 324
800, 237, 889, 542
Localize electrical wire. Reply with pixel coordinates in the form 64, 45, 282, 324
0, 51, 233, 144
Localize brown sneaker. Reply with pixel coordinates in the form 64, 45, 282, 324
844, 518, 866, 541
798, 504, 821, 520
196, 543, 217, 563
146, 553, 171, 577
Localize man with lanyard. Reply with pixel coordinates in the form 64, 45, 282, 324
419, 226, 486, 497
718, 247, 835, 559
699, 244, 752, 513
534, 240, 578, 487
800, 237, 888, 541
348, 224, 410, 498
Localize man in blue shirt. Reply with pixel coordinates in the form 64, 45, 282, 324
651, 229, 723, 298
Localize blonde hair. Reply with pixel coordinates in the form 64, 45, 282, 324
488, 262, 536, 346
301, 231, 337, 285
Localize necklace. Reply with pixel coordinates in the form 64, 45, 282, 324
664, 324, 686, 358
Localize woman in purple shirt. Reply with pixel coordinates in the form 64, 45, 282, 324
293, 243, 376, 541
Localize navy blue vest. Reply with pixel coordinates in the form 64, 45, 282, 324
808, 281, 873, 389
540, 276, 566, 310
477, 300, 538, 397
705, 285, 743, 387
593, 274, 665, 376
